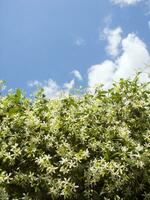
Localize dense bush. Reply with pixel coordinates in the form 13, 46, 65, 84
0, 76, 150, 200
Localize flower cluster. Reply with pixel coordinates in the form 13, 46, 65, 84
0, 76, 150, 199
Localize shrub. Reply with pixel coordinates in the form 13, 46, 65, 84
0, 76, 150, 199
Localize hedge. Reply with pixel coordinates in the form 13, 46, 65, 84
0, 76, 150, 200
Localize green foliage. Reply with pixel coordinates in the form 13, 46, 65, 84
0, 76, 150, 199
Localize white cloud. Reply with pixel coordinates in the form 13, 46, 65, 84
28, 71, 79, 98
148, 20, 150, 29
88, 60, 115, 89
103, 27, 123, 57
111, 0, 142, 6
111, 0, 150, 15
28, 79, 61, 98
88, 30, 150, 89
74, 37, 85, 46
145, 0, 150, 15
28, 28, 150, 96
43, 79, 61, 98
28, 80, 42, 87
28, 78, 76, 98
0, 80, 6, 91
71, 70, 83, 80
64, 79, 75, 90
114, 33, 150, 80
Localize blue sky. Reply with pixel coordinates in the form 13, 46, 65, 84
0, 0, 150, 96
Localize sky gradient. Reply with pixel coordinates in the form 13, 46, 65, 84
0, 0, 150, 96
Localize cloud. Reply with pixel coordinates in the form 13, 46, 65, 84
88, 30, 150, 89
28, 28, 150, 96
145, 0, 150, 14
28, 79, 61, 98
28, 80, 42, 87
0, 80, 6, 91
28, 78, 76, 98
64, 79, 75, 90
71, 70, 83, 80
148, 20, 150, 29
114, 33, 150, 80
111, 0, 142, 6
74, 37, 85, 46
28, 71, 79, 98
88, 60, 115, 89
102, 27, 123, 57
111, 0, 150, 15
43, 79, 61, 98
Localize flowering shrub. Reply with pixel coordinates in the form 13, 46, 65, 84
0, 76, 150, 199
